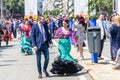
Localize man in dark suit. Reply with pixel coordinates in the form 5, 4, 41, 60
11, 19, 17, 38
31, 16, 52, 79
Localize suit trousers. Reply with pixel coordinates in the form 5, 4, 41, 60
98, 39, 105, 57
36, 43, 49, 74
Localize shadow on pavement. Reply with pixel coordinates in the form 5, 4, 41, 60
75, 58, 91, 61
0, 54, 3, 58
0, 64, 13, 67
49, 69, 91, 78
49, 52, 57, 54
98, 61, 110, 65
0, 45, 16, 50
83, 58, 91, 60
1, 60, 18, 62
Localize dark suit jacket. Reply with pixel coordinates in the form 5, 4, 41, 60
31, 22, 52, 49
110, 24, 120, 47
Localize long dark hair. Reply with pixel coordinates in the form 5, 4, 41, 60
78, 16, 85, 25
63, 19, 69, 28
78, 16, 87, 31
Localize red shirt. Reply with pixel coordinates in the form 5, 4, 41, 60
21, 25, 32, 38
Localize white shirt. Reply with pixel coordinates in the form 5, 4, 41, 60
96, 19, 106, 39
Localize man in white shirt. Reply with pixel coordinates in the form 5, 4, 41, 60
96, 14, 106, 59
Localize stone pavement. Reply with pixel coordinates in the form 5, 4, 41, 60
53, 39, 120, 80
0, 39, 89, 80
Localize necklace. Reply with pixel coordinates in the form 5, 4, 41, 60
62, 27, 69, 35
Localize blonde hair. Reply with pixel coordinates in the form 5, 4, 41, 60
114, 15, 120, 26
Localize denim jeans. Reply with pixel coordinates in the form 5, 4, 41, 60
36, 43, 49, 74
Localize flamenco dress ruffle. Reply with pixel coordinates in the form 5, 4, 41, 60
50, 39, 83, 74
20, 32, 33, 55
50, 56, 83, 74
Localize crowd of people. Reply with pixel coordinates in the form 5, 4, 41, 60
0, 16, 84, 78
96, 13, 120, 69
0, 13, 120, 78
0, 18, 20, 46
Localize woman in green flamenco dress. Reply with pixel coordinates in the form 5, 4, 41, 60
50, 19, 83, 74
19, 20, 33, 55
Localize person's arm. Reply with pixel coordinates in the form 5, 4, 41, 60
54, 27, 61, 39
44, 23, 53, 48
72, 23, 77, 31
44, 23, 53, 44
69, 28, 76, 45
31, 25, 37, 47
109, 24, 115, 35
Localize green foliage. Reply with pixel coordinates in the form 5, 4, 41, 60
88, 0, 113, 18
43, 9, 60, 16
43, 10, 51, 15
69, 16, 74, 20
4, 0, 24, 18
51, 9, 60, 15
89, 15, 97, 19
88, 0, 97, 19
96, 0, 113, 16
68, 3, 74, 9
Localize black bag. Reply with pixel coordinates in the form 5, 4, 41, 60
83, 41, 86, 47
0, 29, 4, 35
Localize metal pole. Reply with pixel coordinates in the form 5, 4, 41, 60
113, 0, 114, 11
1, 0, 3, 19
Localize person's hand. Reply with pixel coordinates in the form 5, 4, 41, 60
33, 46, 38, 51
49, 44, 53, 49
58, 33, 62, 38
75, 36, 78, 42
72, 27, 75, 31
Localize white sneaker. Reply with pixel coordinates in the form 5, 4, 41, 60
78, 57, 84, 60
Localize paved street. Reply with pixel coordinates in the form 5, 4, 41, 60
102, 39, 111, 60
0, 39, 90, 80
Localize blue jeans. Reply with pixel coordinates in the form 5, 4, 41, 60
112, 42, 119, 59
36, 43, 49, 74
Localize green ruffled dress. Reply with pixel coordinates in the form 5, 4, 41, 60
58, 38, 77, 64
20, 32, 33, 55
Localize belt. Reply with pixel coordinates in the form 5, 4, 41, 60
60, 37, 69, 39
42, 40, 47, 44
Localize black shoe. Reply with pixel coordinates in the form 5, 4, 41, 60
98, 57, 104, 60
43, 71, 49, 77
